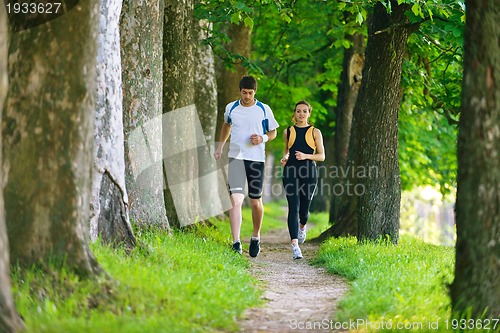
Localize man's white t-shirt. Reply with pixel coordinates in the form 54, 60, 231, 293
224, 99, 279, 162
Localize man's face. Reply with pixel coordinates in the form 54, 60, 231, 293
240, 88, 256, 106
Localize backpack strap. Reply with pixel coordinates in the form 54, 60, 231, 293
287, 126, 296, 149
305, 126, 316, 150
227, 100, 269, 134
226, 100, 240, 124
256, 100, 269, 134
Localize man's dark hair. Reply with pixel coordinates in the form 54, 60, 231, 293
239, 75, 258, 91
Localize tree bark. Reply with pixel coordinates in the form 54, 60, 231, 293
120, 0, 169, 229
0, 7, 24, 332
356, 2, 412, 243
163, 0, 204, 228
91, 0, 136, 248
215, 22, 251, 140
451, 0, 499, 317
2, 1, 102, 276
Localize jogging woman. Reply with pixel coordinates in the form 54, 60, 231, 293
280, 100, 325, 259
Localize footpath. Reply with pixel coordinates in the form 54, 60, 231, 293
238, 218, 349, 333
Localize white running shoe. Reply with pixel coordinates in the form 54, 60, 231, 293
292, 245, 303, 259
298, 227, 307, 244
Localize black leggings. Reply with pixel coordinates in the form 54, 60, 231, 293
282, 163, 318, 240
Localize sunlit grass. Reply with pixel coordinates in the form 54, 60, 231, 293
306, 210, 330, 240
12, 230, 260, 332
10, 201, 471, 333
315, 235, 456, 332
10, 201, 288, 333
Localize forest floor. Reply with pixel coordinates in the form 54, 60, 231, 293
238, 212, 350, 333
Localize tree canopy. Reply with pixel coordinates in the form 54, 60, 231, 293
195, 0, 464, 193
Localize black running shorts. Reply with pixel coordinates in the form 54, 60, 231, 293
228, 158, 265, 199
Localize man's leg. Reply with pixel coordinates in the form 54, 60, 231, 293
227, 158, 247, 248
249, 197, 263, 238
229, 193, 245, 243
245, 159, 265, 238
245, 160, 265, 257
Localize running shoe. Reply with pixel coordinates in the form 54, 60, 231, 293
292, 245, 303, 259
298, 226, 307, 244
232, 241, 242, 254
249, 238, 260, 257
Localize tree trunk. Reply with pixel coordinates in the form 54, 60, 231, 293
91, 0, 136, 248
318, 33, 365, 241
163, 0, 204, 228
451, 0, 499, 317
120, 0, 169, 229
2, 1, 102, 276
215, 22, 251, 140
356, 2, 411, 243
194, 19, 231, 219
0, 8, 24, 332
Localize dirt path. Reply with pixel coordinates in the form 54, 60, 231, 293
238, 220, 349, 333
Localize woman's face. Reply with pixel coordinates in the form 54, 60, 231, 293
294, 104, 310, 123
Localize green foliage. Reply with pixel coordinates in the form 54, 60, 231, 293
197, 0, 464, 191
316, 235, 456, 332
195, 0, 293, 72
399, 1, 463, 193
11, 229, 261, 332
399, 97, 458, 194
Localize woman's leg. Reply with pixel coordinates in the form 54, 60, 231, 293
283, 167, 300, 242
298, 165, 318, 227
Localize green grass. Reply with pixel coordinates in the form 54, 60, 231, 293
315, 235, 457, 332
305, 210, 330, 240
12, 202, 482, 333
13, 230, 258, 332
10, 201, 287, 333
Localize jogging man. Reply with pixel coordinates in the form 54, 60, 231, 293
214, 75, 279, 257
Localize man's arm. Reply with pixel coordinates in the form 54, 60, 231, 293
214, 122, 231, 160
265, 129, 277, 141
250, 129, 277, 145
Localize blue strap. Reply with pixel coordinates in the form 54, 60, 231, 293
226, 100, 240, 124
256, 101, 269, 134
228, 99, 269, 134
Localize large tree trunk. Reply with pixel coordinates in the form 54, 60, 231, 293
120, 0, 169, 229
356, 2, 412, 243
215, 22, 251, 140
2, 1, 102, 276
451, 0, 499, 317
91, 0, 136, 248
0, 8, 24, 332
163, 0, 205, 228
